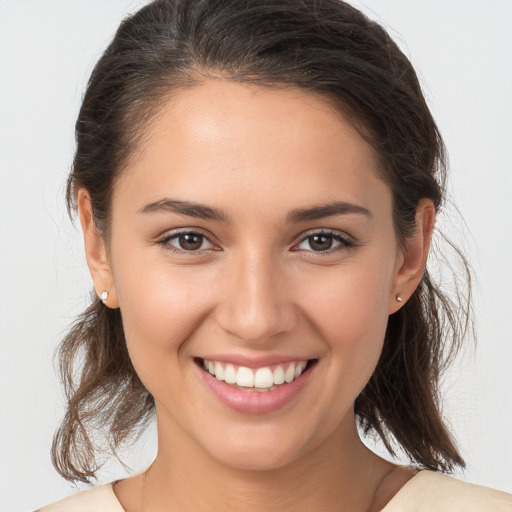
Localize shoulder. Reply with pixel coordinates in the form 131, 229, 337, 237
35, 483, 125, 512
382, 470, 512, 511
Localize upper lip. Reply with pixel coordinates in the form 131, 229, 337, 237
197, 354, 315, 369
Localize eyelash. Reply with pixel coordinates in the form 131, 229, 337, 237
156, 229, 355, 256
292, 229, 355, 256
156, 229, 218, 254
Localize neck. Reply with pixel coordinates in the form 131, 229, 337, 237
142, 407, 394, 512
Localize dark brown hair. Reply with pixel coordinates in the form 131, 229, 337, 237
53, 0, 471, 483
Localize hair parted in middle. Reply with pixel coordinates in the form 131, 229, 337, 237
53, 0, 471, 483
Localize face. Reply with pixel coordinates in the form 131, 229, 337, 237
83, 80, 420, 471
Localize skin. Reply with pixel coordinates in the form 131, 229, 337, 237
79, 80, 434, 511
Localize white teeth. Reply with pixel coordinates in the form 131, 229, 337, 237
273, 365, 285, 385
202, 359, 310, 389
224, 364, 237, 384
236, 366, 254, 387
214, 361, 224, 381
284, 364, 295, 383
254, 367, 274, 388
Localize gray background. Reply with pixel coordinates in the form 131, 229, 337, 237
1, 0, 511, 510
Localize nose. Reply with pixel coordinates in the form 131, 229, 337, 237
214, 250, 298, 344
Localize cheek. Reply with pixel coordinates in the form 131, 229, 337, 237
299, 259, 393, 382
112, 257, 213, 375
303, 258, 392, 332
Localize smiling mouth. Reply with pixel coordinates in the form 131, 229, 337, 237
196, 358, 317, 392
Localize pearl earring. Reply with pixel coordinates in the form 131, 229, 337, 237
396, 296, 403, 302
100, 291, 109, 304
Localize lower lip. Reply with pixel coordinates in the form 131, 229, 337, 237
196, 362, 314, 415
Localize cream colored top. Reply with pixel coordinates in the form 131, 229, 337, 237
36, 470, 512, 511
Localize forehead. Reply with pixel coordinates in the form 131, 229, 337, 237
114, 80, 391, 221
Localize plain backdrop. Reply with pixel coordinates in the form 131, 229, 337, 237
0, 0, 511, 510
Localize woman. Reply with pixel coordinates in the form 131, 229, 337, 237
35, 0, 512, 510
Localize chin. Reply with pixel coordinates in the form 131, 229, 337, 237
195, 422, 322, 472
211, 443, 302, 472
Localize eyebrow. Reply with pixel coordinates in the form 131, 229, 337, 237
286, 201, 372, 223
139, 199, 229, 221
139, 198, 371, 223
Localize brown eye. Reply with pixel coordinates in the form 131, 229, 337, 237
295, 231, 353, 254
162, 231, 215, 252
178, 233, 204, 250
308, 234, 334, 251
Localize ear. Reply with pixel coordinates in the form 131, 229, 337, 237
388, 198, 435, 314
77, 188, 119, 308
